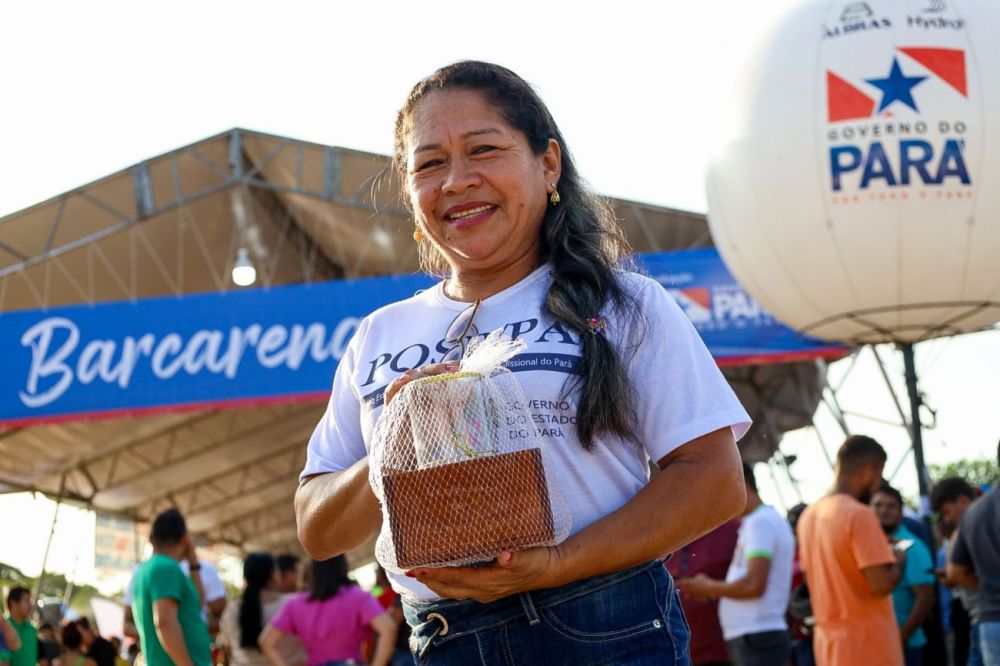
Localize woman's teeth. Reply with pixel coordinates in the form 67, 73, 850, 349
448, 205, 494, 220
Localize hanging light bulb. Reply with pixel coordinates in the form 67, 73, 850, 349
232, 247, 256, 287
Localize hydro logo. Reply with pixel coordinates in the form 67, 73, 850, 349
825, 47, 971, 192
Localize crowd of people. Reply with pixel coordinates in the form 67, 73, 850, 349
4, 436, 994, 666
0, 591, 130, 666
1, 508, 412, 666
670, 435, 1000, 666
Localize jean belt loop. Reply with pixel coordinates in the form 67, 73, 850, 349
519, 591, 542, 626
419, 612, 450, 659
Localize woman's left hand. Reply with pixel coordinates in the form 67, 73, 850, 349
408, 547, 563, 603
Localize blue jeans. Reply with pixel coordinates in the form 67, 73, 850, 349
402, 560, 691, 665
981, 621, 1000, 666
791, 639, 816, 666
390, 648, 416, 666
971, 623, 985, 666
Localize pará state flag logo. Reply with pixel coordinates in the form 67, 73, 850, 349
827, 47, 966, 122
669, 288, 713, 324
824, 46, 972, 194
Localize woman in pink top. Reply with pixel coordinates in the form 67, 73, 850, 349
260, 556, 396, 666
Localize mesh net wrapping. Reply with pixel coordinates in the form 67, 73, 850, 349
370, 333, 571, 571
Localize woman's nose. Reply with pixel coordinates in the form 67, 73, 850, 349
442, 157, 481, 194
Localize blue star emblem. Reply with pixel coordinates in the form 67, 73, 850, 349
865, 57, 927, 113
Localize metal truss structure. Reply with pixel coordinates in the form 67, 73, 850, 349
764, 341, 967, 515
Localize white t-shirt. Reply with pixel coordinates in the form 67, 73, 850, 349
304, 264, 751, 600
124, 558, 227, 612
718, 504, 795, 640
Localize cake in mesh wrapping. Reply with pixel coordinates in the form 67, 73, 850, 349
369, 331, 571, 571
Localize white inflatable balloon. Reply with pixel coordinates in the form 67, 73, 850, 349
707, 0, 1000, 344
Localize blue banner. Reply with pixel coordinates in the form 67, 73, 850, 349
639, 249, 844, 366
0, 274, 434, 426
0, 250, 843, 426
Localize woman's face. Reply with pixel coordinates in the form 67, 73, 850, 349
404, 89, 561, 277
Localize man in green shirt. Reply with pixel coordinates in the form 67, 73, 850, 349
4, 588, 36, 666
1, 610, 24, 666
0, 596, 21, 666
131, 509, 211, 666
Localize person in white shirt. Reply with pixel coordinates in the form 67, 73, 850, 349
677, 462, 795, 666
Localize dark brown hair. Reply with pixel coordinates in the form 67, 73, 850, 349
836, 435, 887, 473
61, 623, 84, 650
308, 555, 354, 602
238, 552, 274, 649
930, 476, 976, 513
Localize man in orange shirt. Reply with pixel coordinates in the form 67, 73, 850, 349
797, 435, 906, 666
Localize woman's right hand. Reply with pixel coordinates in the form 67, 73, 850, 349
297, 363, 459, 560
383, 361, 460, 405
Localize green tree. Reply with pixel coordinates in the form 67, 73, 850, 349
37, 573, 104, 616
1, 561, 29, 585
930, 457, 999, 487
0, 563, 106, 619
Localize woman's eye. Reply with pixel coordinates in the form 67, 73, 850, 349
415, 159, 442, 172
472, 145, 497, 155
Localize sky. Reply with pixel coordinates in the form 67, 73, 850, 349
1, 0, 998, 592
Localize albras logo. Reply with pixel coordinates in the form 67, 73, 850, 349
825, 47, 972, 192
824, 2, 892, 39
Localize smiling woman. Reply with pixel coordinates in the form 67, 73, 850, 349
294, 60, 751, 666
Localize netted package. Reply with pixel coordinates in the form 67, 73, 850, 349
370, 331, 572, 572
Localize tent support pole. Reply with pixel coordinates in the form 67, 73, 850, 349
817, 358, 851, 436
134, 520, 143, 565
872, 345, 911, 430
765, 459, 788, 512
32, 473, 67, 606
901, 344, 933, 532
779, 449, 804, 503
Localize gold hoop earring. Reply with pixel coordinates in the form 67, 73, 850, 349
549, 187, 561, 206
413, 227, 424, 242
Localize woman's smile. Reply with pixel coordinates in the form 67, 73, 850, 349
443, 201, 498, 229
